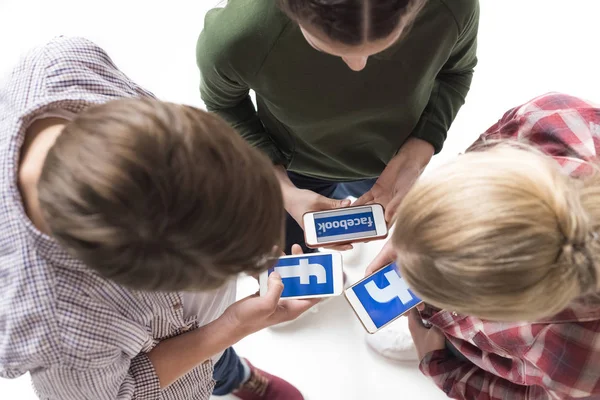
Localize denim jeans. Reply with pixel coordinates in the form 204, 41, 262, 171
212, 347, 246, 396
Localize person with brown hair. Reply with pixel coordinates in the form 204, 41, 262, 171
368, 93, 600, 399
197, 0, 479, 255
0, 37, 317, 400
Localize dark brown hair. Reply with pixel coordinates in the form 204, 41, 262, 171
39, 98, 284, 292
279, 0, 426, 45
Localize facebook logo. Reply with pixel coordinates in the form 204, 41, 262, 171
268, 254, 335, 297
351, 263, 421, 329
315, 211, 376, 238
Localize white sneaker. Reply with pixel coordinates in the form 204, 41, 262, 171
365, 317, 418, 361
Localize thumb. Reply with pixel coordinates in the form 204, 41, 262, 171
365, 241, 396, 276
353, 190, 374, 207
264, 271, 284, 305
319, 195, 350, 210
407, 309, 427, 339
385, 195, 402, 223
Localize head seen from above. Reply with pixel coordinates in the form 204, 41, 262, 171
279, 0, 426, 71
38, 99, 285, 292
390, 143, 600, 322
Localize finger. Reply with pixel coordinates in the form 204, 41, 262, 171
319, 196, 351, 210
365, 242, 396, 276
407, 309, 427, 338
278, 298, 320, 319
385, 195, 403, 223
291, 244, 304, 255
416, 303, 425, 312
326, 244, 353, 251
353, 191, 374, 207
264, 271, 284, 305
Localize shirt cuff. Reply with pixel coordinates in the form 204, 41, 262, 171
129, 353, 161, 399
419, 348, 455, 376
409, 117, 446, 155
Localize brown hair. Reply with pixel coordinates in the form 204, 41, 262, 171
39, 98, 284, 292
279, 0, 426, 46
392, 143, 600, 321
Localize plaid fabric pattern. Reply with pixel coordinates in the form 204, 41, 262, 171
419, 93, 600, 400
0, 37, 215, 400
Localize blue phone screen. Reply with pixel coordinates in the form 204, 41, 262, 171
351, 263, 421, 329
268, 254, 336, 297
314, 207, 378, 243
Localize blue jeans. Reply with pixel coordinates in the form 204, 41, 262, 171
285, 172, 377, 254
212, 347, 246, 396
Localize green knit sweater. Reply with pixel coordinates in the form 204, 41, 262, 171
198, 0, 479, 181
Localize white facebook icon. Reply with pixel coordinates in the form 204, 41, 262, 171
275, 259, 327, 284
365, 271, 413, 304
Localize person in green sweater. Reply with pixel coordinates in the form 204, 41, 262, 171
197, 0, 479, 255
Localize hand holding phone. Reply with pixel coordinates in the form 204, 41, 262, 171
345, 262, 421, 333
225, 245, 321, 334
303, 204, 388, 249
282, 183, 351, 229
259, 252, 344, 300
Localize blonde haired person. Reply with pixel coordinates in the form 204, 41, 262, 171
366, 93, 600, 399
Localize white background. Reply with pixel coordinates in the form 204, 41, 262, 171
1, 1, 599, 399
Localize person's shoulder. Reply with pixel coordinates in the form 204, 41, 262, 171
434, 0, 479, 32
0, 244, 60, 377
197, 0, 291, 75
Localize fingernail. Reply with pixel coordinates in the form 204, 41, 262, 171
270, 271, 281, 279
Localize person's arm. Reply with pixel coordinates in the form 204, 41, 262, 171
147, 268, 317, 388
353, 137, 433, 222
354, 2, 479, 221
411, 311, 596, 400
31, 267, 318, 399
409, 0, 479, 153
408, 309, 551, 400
419, 350, 552, 400
196, 13, 288, 167
198, 44, 351, 229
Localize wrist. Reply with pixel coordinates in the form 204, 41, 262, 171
220, 308, 261, 339
396, 138, 434, 171
273, 165, 299, 210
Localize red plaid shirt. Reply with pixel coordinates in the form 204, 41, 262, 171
420, 93, 600, 400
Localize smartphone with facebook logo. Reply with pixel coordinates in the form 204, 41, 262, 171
259, 252, 344, 300
303, 204, 388, 249
345, 262, 422, 333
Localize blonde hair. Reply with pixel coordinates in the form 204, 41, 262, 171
392, 143, 600, 321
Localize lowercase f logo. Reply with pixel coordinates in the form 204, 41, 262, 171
351, 263, 421, 329
274, 259, 327, 284
365, 271, 413, 304
272, 254, 335, 297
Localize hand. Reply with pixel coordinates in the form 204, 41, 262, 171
274, 165, 353, 251
286, 187, 353, 251
365, 240, 396, 276
407, 308, 446, 361
354, 138, 433, 222
223, 245, 320, 335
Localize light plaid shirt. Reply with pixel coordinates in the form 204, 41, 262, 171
420, 93, 600, 399
0, 37, 215, 400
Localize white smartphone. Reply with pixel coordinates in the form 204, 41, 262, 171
345, 262, 422, 334
302, 204, 388, 249
259, 252, 344, 300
